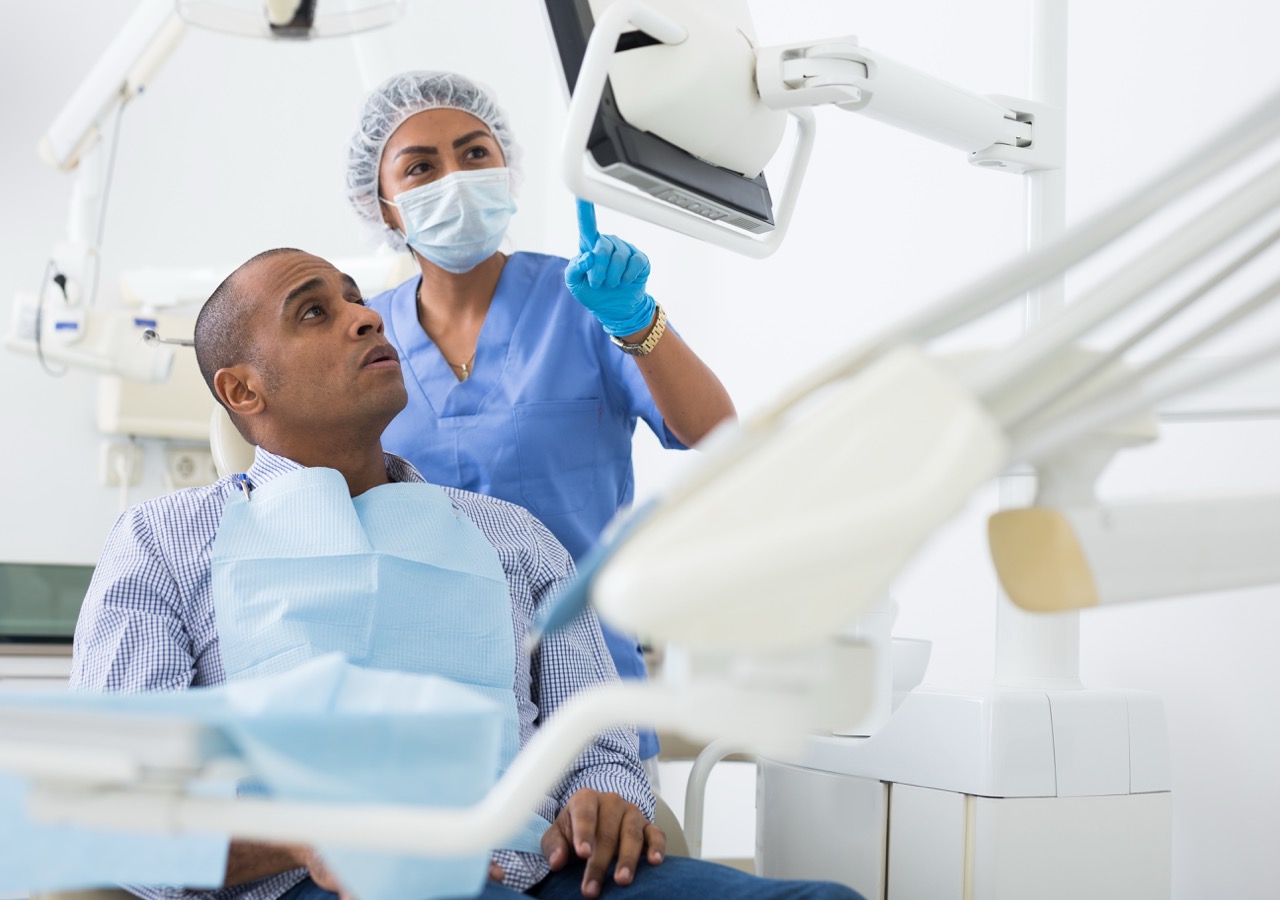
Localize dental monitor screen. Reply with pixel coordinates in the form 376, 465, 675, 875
0, 562, 93, 644
542, 0, 776, 233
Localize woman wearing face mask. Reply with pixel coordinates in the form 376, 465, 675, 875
345, 71, 735, 782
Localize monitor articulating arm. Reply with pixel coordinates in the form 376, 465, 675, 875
754, 34, 1062, 175
562, 1, 1061, 259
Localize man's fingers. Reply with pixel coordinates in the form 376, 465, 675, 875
304, 849, 345, 894
541, 817, 573, 870
581, 802, 623, 899
576, 198, 599, 251
644, 821, 667, 865
611, 808, 650, 885
567, 794, 600, 858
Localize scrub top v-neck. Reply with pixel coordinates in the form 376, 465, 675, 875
372, 252, 684, 564
371, 252, 684, 760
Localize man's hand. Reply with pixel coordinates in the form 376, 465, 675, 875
302, 849, 351, 900
542, 788, 665, 898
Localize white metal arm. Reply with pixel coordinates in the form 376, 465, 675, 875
23, 678, 825, 854
40, 0, 185, 173
755, 36, 1031, 154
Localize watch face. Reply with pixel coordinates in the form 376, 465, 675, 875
611, 336, 644, 354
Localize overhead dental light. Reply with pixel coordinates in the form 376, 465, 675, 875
177, 0, 405, 40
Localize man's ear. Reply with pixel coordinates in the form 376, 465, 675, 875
213, 365, 265, 419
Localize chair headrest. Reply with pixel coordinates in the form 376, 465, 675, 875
209, 406, 256, 477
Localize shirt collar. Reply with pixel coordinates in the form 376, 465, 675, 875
242, 446, 425, 490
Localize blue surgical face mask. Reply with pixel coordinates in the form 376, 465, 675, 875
386, 168, 517, 274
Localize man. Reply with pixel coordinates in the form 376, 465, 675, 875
72, 248, 859, 900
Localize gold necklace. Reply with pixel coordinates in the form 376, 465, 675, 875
449, 353, 476, 380
418, 280, 476, 380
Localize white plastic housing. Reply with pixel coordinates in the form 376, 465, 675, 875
4, 297, 172, 383
990, 492, 1280, 611
598, 0, 787, 178
593, 345, 1009, 650
795, 687, 1171, 799
561, 0, 816, 258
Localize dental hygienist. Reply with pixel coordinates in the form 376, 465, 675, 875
344, 71, 736, 776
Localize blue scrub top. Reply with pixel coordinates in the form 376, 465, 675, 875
369, 252, 685, 759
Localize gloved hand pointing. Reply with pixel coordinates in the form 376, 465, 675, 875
564, 199, 657, 337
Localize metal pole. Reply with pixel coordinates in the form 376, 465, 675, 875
994, 0, 1081, 687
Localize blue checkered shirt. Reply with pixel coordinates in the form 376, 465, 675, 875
70, 448, 653, 899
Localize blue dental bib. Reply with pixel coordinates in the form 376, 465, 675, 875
210, 466, 549, 893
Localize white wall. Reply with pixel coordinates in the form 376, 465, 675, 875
2, 1, 1279, 897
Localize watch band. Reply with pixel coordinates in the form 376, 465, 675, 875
610, 303, 667, 356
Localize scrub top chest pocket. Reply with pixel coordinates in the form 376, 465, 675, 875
514, 398, 601, 517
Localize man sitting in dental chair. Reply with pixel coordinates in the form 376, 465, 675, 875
72, 248, 858, 900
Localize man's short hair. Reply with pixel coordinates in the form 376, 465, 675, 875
194, 248, 303, 406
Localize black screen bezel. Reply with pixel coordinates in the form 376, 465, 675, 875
542, 0, 775, 226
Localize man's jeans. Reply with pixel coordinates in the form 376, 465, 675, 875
279, 856, 863, 899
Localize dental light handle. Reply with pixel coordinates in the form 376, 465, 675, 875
990, 492, 1280, 611
560, 0, 816, 259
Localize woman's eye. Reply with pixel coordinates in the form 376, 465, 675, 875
406, 161, 431, 177
465, 146, 488, 160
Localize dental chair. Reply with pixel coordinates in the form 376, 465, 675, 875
31, 411, 682, 899
210, 406, 256, 478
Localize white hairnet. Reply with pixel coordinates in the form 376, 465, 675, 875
346, 70, 523, 251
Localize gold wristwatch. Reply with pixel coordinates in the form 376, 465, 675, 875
609, 303, 667, 356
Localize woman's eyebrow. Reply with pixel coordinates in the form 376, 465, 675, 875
393, 144, 438, 160
451, 129, 492, 149
392, 131, 493, 162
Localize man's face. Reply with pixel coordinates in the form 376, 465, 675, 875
235, 252, 406, 441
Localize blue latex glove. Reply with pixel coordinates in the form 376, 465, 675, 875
564, 198, 657, 336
